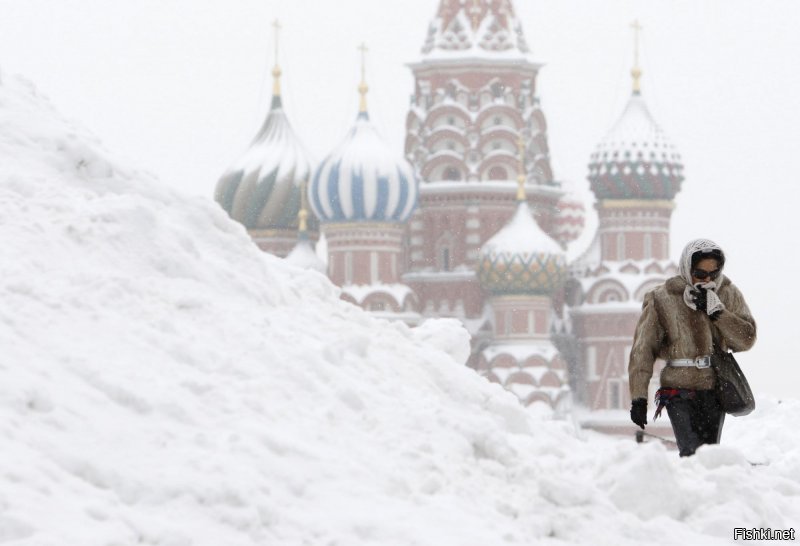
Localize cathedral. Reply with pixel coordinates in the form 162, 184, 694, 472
215, 0, 683, 433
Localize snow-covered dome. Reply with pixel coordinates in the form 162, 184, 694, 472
215, 95, 315, 231
310, 111, 418, 224
588, 91, 684, 200
478, 201, 566, 295
285, 238, 326, 273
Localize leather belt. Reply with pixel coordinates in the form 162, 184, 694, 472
666, 356, 712, 369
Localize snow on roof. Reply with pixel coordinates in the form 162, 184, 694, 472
591, 92, 681, 166
482, 201, 563, 257
490, 364, 566, 387
311, 112, 418, 223
284, 238, 326, 274
482, 340, 560, 364
215, 96, 313, 230
419, 179, 563, 198
569, 300, 643, 314
507, 383, 567, 402
570, 258, 678, 306
340, 282, 415, 306
402, 268, 477, 282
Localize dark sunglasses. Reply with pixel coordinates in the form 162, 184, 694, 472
692, 268, 720, 280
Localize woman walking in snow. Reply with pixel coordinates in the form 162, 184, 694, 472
628, 239, 756, 456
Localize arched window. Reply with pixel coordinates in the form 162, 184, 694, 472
488, 166, 507, 180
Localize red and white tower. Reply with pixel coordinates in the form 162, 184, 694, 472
475, 141, 570, 413
403, 0, 584, 337
568, 22, 684, 426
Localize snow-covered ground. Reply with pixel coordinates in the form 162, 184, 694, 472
1, 74, 798, 545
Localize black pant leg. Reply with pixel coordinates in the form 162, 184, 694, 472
666, 396, 702, 457
693, 390, 725, 445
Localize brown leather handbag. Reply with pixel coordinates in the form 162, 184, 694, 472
712, 350, 755, 416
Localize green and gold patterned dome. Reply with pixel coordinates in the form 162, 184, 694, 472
478, 201, 566, 296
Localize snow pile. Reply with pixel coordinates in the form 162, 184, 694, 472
2, 74, 799, 545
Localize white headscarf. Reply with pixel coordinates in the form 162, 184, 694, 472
679, 238, 726, 315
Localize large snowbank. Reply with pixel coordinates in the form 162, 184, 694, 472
1, 74, 799, 545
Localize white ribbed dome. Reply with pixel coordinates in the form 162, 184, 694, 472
310, 112, 418, 224
588, 92, 684, 200
215, 96, 314, 230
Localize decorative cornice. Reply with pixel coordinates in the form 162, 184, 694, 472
597, 199, 675, 210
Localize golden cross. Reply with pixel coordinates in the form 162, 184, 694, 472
358, 42, 369, 112
271, 19, 283, 95
630, 19, 642, 69
358, 42, 368, 83
630, 19, 643, 93
272, 19, 282, 66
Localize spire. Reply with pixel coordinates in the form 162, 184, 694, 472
298, 178, 309, 240
272, 19, 282, 99
630, 19, 642, 94
358, 42, 369, 114
420, 0, 532, 58
516, 136, 526, 201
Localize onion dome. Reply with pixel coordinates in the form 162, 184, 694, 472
587, 29, 683, 201
310, 45, 418, 224
587, 93, 683, 200
552, 194, 586, 247
478, 141, 566, 295
214, 27, 315, 232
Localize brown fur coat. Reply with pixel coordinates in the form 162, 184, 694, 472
628, 275, 757, 400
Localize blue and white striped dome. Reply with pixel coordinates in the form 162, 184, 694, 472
310, 112, 418, 223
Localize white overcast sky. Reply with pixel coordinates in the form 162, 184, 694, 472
1, 0, 798, 397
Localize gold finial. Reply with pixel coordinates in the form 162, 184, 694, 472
630, 19, 642, 94
357, 42, 369, 113
272, 19, 282, 96
516, 136, 526, 201
298, 178, 309, 234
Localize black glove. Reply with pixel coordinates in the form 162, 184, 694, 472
630, 398, 647, 429
691, 288, 708, 313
